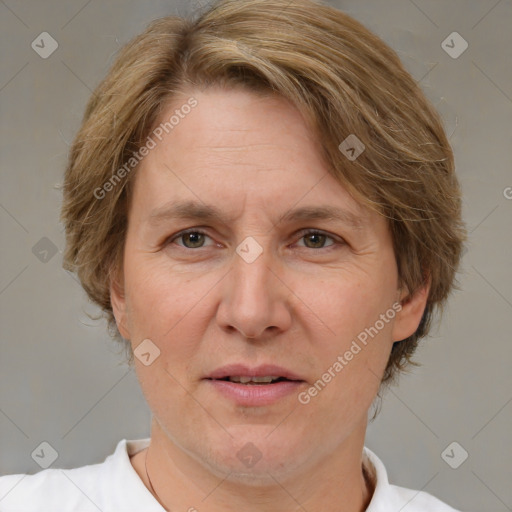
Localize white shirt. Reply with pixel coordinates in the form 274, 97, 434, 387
0, 438, 460, 511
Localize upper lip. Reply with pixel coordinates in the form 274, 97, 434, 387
205, 364, 305, 381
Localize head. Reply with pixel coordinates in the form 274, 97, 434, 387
61, 0, 465, 479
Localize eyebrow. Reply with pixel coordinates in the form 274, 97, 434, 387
148, 200, 365, 230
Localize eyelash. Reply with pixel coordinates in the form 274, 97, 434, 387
167, 228, 342, 251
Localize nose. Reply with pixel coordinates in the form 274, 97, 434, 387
216, 244, 292, 340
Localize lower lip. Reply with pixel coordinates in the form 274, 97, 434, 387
205, 379, 304, 406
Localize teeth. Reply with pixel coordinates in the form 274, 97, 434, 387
228, 376, 280, 384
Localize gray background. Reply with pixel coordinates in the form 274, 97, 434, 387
0, 0, 511, 510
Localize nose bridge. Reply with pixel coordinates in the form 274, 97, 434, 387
232, 241, 275, 310
218, 238, 290, 338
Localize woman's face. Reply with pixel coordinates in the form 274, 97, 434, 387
111, 86, 426, 481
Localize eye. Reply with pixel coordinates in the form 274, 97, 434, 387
166, 228, 342, 251
295, 229, 338, 249
169, 229, 214, 249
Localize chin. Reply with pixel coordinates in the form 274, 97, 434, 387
198, 429, 309, 483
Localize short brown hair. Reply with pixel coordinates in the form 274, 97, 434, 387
61, 0, 466, 385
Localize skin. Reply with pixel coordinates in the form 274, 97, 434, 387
111, 86, 428, 512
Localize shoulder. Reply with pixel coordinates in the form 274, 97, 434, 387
363, 446, 461, 512
0, 438, 155, 511
0, 462, 105, 511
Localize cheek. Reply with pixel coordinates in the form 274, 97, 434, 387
297, 268, 397, 345
124, 258, 218, 352
294, 263, 397, 405
125, 258, 178, 319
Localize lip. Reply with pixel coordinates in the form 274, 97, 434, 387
204, 364, 306, 407
206, 379, 304, 406
205, 364, 304, 381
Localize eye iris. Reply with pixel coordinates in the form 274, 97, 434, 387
183, 232, 205, 248
304, 233, 326, 248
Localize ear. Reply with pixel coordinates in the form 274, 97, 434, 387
391, 280, 430, 342
110, 268, 131, 340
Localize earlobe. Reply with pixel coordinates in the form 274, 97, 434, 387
391, 282, 430, 342
110, 272, 131, 340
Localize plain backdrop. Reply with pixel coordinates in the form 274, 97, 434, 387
0, 1, 511, 511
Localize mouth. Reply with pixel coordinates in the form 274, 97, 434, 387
204, 364, 306, 406
205, 363, 305, 383
208, 376, 297, 385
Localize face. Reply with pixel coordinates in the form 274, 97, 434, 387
111, 86, 427, 482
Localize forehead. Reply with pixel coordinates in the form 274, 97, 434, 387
131, 86, 372, 226
157, 86, 321, 163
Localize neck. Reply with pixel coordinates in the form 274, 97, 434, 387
133, 419, 374, 512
